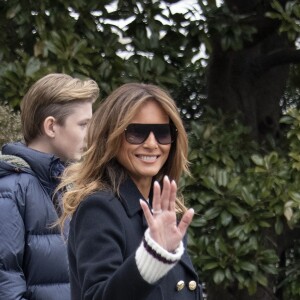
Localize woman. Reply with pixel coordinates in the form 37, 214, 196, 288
0, 73, 99, 299
60, 83, 202, 299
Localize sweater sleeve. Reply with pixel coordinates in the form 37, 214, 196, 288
135, 228, 184, 284
0, 192, 28, 300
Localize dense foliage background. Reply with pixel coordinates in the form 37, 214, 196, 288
0, 103, 21, 146
0, 0, 300, 299
184, 108, 300, 299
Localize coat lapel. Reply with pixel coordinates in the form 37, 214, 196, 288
119, 177, 149, 229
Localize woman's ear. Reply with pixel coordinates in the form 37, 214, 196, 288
43, 116, 56, 138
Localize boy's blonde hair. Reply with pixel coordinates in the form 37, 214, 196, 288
21, 73, 99, 144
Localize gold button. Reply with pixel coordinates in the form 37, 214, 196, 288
188, 280, 197, 291
176, 280, 185, 291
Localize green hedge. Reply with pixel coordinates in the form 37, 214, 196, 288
0, 103, 22, 147
184, 108, 300, 298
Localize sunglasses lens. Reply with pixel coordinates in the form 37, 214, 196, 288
125, 124, 147, 144
125, 124, 176, 145
155, 126, 172, 144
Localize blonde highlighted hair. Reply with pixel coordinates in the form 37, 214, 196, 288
21, 73, 99, 144
59, 83, 190, 228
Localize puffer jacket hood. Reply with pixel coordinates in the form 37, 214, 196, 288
0, 153, 32, 177
2, 142, 65, 196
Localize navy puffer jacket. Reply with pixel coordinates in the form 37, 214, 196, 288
0, 142, 70, 300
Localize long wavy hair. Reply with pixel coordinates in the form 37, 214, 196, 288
59, 83, 190, 229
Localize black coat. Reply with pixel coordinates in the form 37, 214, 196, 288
0, 142, 70, 300
68, 178, 202, 300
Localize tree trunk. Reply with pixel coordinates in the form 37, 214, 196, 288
204, 1, 300, 299
206, 0, 299, 142
207, 33, 290, 141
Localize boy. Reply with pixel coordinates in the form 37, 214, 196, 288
0, 73, 99, 299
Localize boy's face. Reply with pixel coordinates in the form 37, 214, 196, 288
50, 102, 93, 162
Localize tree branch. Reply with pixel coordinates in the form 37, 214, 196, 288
253, 48, 300, 74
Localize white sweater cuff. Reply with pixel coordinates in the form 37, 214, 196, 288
135, 228, 184, 284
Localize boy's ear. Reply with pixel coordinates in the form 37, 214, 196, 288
43, 116, 56, 138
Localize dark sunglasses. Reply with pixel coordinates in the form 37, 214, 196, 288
124, 123, 177, 145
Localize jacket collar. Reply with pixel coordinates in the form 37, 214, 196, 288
119, 177, 149, 227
